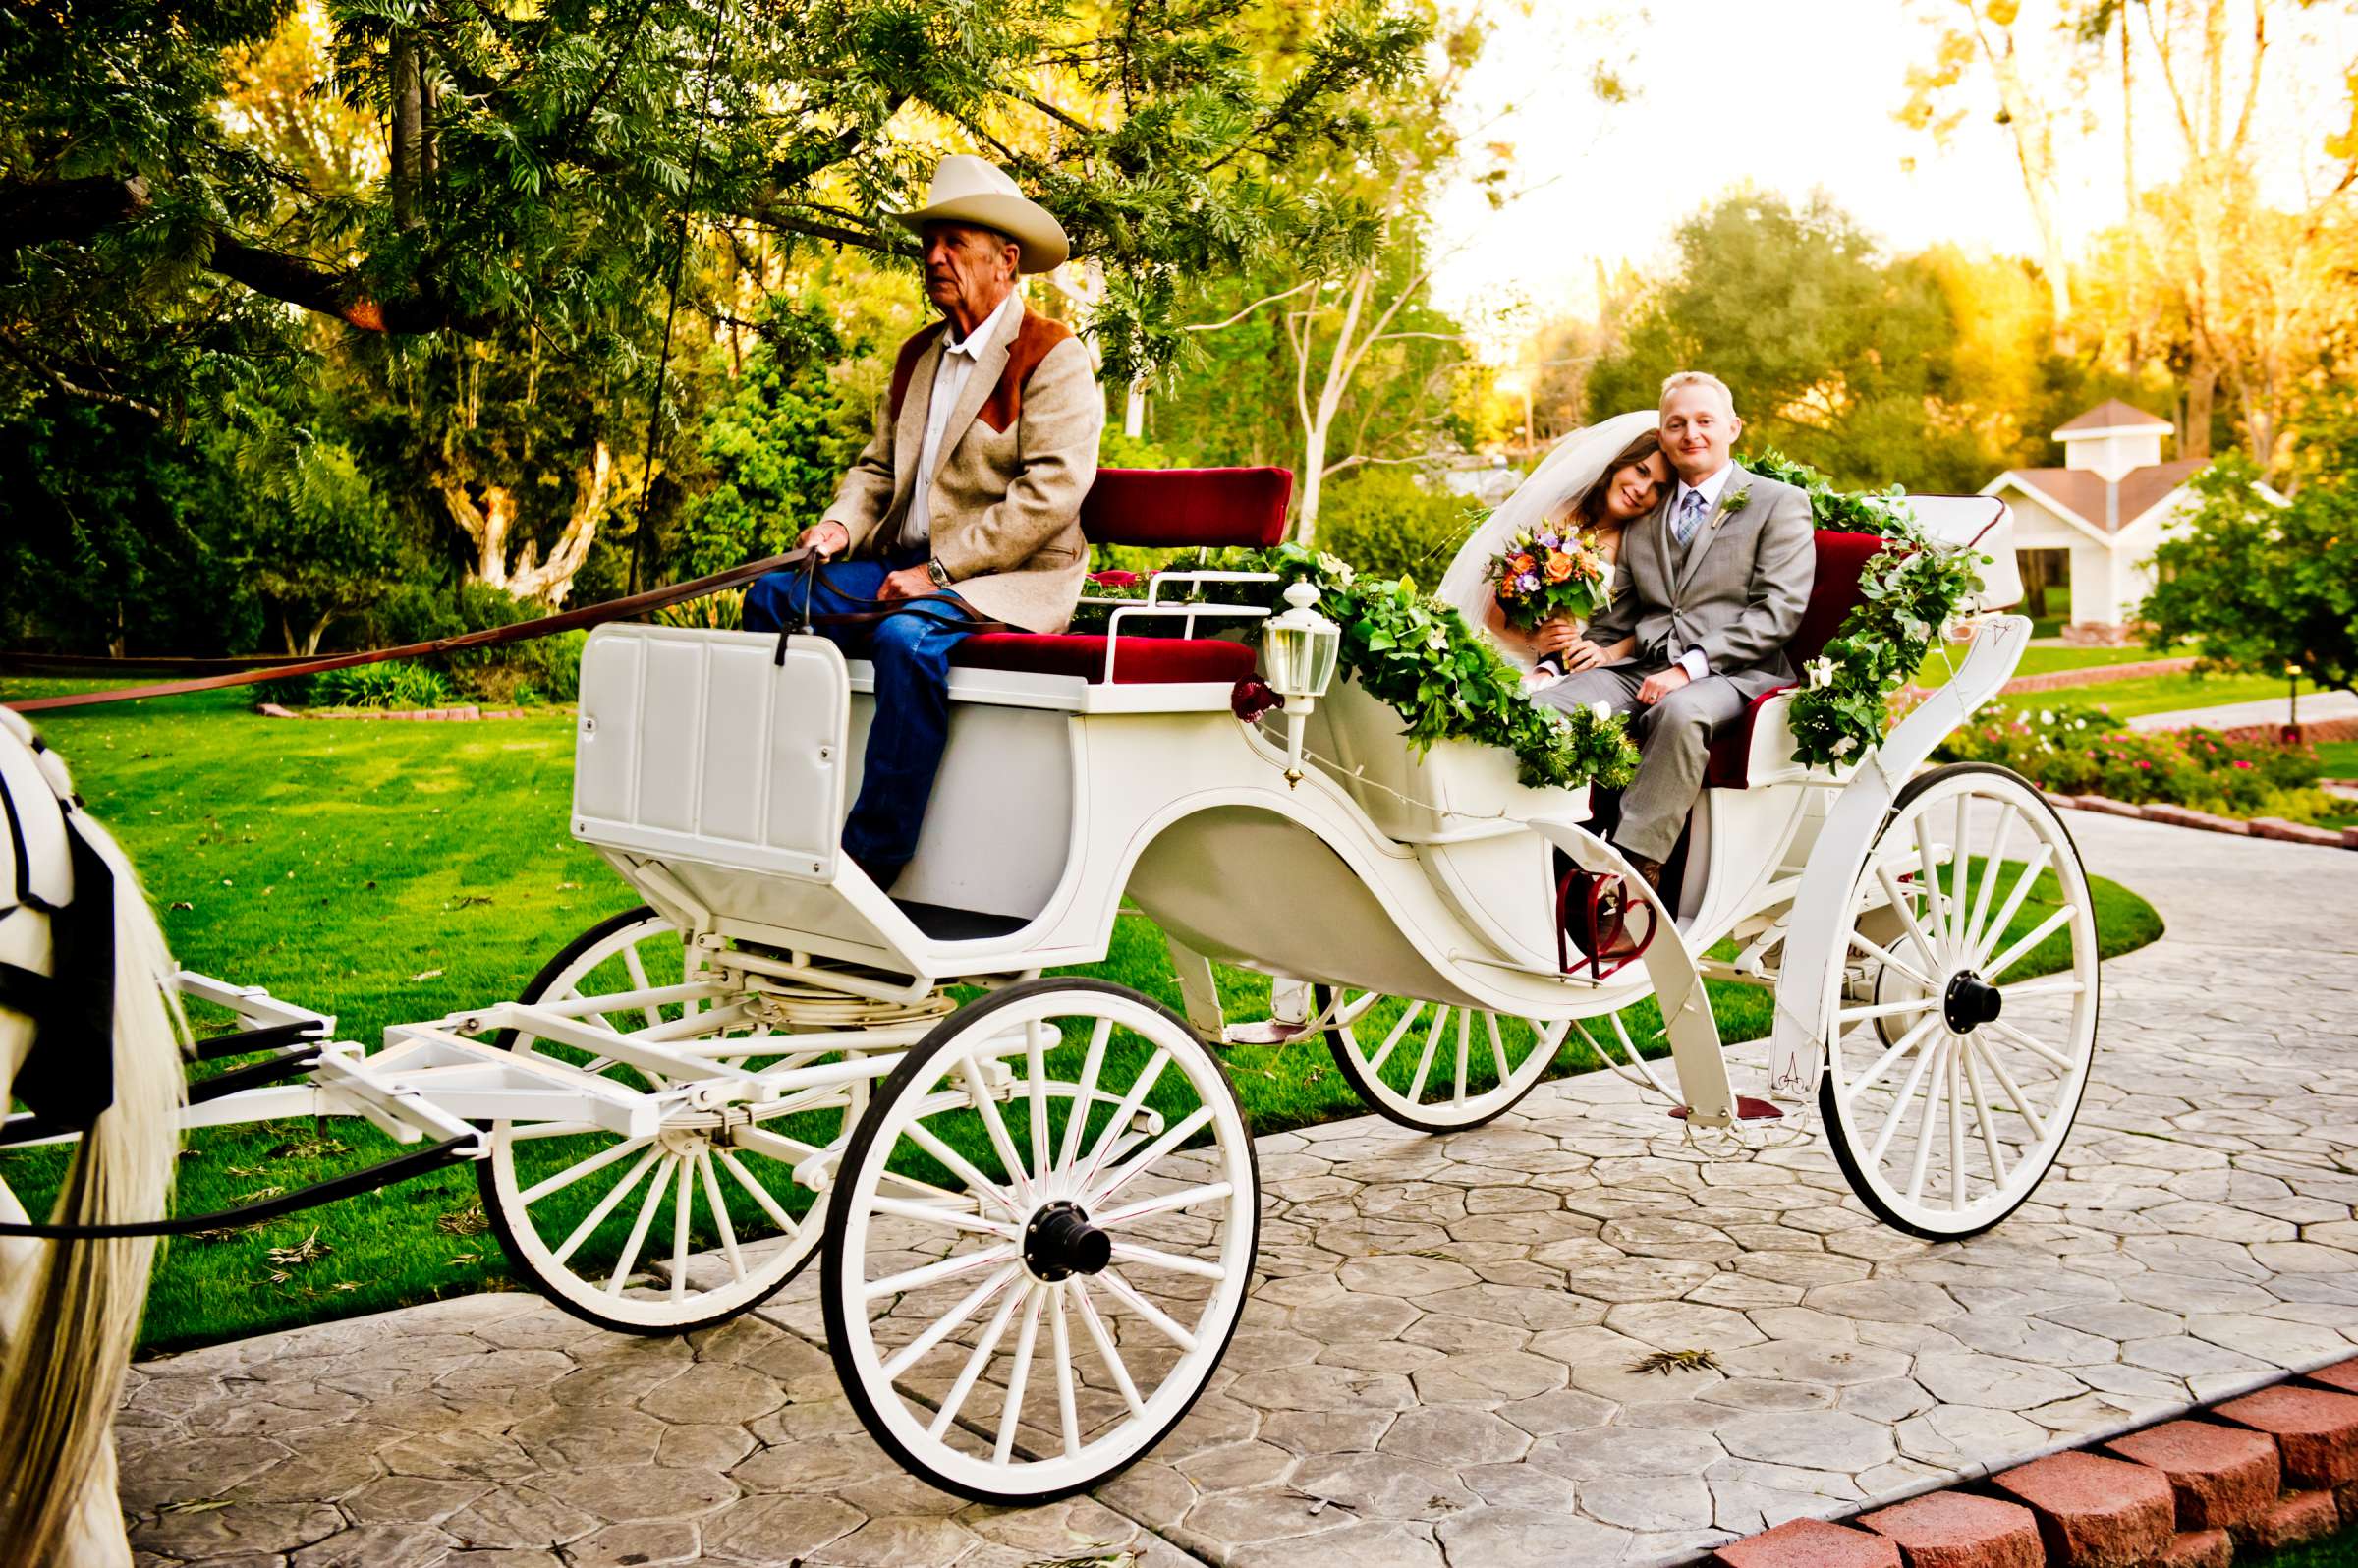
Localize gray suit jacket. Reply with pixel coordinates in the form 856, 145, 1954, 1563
1585, 462, 1816, 702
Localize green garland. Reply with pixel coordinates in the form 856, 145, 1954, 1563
1746, 448, 1988, 769
1140, 542, 1640, 791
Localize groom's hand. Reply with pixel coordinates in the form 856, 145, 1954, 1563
1637, 666, 1692, 704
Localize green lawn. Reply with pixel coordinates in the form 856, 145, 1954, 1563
1909, 641, 2185, 693
2316, 741, 2358, 778
1991, 670, 2298, 721
1, 679, 2161, 1353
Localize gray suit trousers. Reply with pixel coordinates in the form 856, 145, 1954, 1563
1541, 668, 1747, 863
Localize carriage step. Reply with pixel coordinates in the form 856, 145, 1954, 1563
1669, 1096, 1785, 1123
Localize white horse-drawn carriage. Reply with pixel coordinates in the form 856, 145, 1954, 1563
0, 465, 2096, 1526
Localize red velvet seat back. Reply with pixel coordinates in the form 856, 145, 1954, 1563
1079, 467, 1294, 549
1791, 530, 1893, 669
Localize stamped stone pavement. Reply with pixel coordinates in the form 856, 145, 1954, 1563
118, 812, 2358, 1568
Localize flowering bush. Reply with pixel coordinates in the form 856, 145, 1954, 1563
1934, 703, 2341, 821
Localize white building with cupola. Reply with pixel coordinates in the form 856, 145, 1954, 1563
1978, 399, 2272, 641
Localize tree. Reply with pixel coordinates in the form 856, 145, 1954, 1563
2141, 431, 2355, 697
1583, 192, 1995, 493
1900, 0, 2083, 341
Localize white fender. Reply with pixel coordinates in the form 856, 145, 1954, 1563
1525, 818, 1736, 1127
1766, 614, 2034, 1090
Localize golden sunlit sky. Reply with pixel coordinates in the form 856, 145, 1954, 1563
1429, 0, 2358, 359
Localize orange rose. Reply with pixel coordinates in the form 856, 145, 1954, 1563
1507, 553, 1535, 578
1544, 550, 1575, 583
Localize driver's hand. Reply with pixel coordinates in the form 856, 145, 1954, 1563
799, 522, 851, 558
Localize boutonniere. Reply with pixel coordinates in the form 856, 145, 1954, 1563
1715, 488, 1749, 527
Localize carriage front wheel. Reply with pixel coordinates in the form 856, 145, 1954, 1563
1312, 986, 1571, 1132
1819, 763, 2100, 1240
822, 978, 1260, 1504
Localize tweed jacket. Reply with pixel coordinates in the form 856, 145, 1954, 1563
1583, 461, 1817, 703
821, 304, 1102, 634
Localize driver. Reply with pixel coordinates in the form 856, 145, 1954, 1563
743, 157, 1102, 890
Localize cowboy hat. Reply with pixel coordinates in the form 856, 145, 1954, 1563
890, 154, 1070, 274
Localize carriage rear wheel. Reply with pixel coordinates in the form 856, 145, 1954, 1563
1818, 764, 2100, 1240
823, 978, 1259, 1504
479, 907, 864, 1333
1312, 985, 1570, 1132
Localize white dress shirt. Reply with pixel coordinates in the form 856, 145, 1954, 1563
904, 289, 1019, 549
1665, 461, 1736, 680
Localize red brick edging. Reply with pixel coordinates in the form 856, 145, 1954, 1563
2002, 657, 2201, 695
2043, 792, 2358, 852
253, 702, 533, 722
1714, 1360, 2358, 1568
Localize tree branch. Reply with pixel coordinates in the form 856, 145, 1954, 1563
1184, 277, 1321, 332
0, 175, 151, 252
0, 331, 161, 420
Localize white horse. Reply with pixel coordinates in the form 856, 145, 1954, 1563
0, 708, 185, 1568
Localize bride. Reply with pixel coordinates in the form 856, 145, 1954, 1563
1436, 409, 1670, 685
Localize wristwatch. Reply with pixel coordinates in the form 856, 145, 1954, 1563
926, 558, 953, 589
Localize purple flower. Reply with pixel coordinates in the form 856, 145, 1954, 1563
1517, 572, 1541, 593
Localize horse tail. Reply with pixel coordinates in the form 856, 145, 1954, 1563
0, 812, 184, 1568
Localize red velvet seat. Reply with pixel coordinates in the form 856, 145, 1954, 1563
951, 631, 1258, 685
945, 467, 1294, 685
1703, 530, 1894, 787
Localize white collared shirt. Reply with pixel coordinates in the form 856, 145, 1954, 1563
1666, 460, 1736, 679
905, 289, 1019, 548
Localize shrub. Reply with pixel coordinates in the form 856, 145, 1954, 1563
369, 581, 584, 703
1313, 468, 1481, 588
1936, 703, 2339, 821
309, 661, 457, 710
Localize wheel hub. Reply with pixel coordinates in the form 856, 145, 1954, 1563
1023, 1201, 1111, 1281
1943, 971, 2003, 1034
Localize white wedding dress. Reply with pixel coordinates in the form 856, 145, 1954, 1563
1435, 408, 1658, 676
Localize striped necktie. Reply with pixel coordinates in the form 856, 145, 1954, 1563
1674, 488, 1709, 546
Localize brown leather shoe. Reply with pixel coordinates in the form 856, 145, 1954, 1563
1623, 853, 1665, 896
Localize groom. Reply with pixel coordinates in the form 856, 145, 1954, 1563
1544, 371, 1815, 891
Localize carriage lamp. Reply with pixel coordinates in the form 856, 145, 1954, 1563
1261, 580, 1342, 786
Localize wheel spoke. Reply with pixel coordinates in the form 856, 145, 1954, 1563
1972, 1036, 2049, 1141
695, 1148, 746, 1283
1837, 994, 1940, 1027
1914, 815, 1953, 959
1974, 846, 2055, 968
1985, 904, 2077, 982
1072, 1278, 1145, 1418
622, 943, 662, 1032
1904, 1042, 1949, 1204
1989, 1018, 2078, 1073
1108, 1240, 1226, 1281
715, 1148, 799, 1235
1078, 1049, 1171, 1195
1846, 1013, 1941, 1101
606, 1154, 676, 1295
1486, 1013, 1511, 1081
1026, 1021, 1052, 1190
1095, 1267, 1197, 1352
1049, 1284, 1082, 1460
881, 1260, 1022, 1381
552, 1146, 660, 1266
1087, 1104, 1217, 1209
1946, 1035, 1967, 1211
865, 1244, 1022, 1303
1877, 863, 1945, 976
1366, 1001, 1426, 1074
1868, 1029, 1941, 1168
1847, 928, 1936, 993
868, 1196, 1017, 1238
1096, 1181, 1234, 1230
1058, 1019, 1114, 1172
1452, 1008, 1471, 1103
1405, 1006, 1450, 1105
1966, 805, 2018, 952
902, 1120, 1020, 1220
929, 1276, 1028, 1440
1948, 796, 1973, 950
1999, 980, 2086, 1002
961, 1056, 1036, 1202
1964, 1042, 2010, 1189
670, 1150, 694, 1301
521, 1134, 653, 1207
994, 1285, 1045, 1464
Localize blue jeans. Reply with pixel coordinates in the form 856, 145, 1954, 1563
743, 553, 976, 879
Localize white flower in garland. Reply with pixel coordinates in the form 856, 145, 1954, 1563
1831, 735, 1858, 758
1424, 623, 1449, 653
1317, 552, 1356, 586
1805, 655, 1837, 690
1590, 701, 1612, 724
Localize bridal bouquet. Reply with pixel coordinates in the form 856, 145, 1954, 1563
1488, 523, 1613, 679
